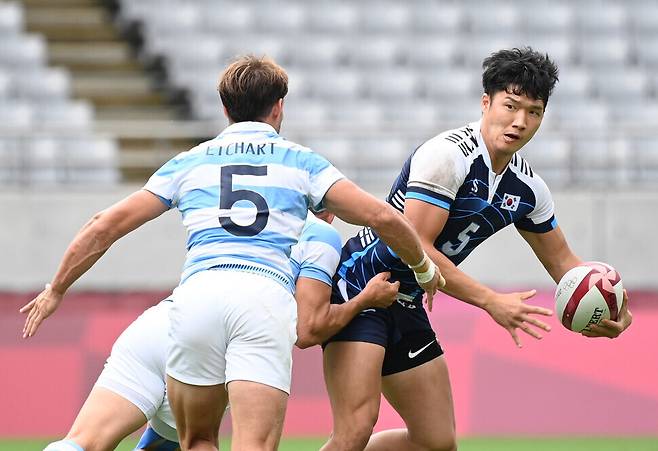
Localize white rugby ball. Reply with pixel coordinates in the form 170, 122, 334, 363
555, 262, 623, 332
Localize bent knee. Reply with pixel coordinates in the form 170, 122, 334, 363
332, 413, 378, 450
410, 430, 457, 451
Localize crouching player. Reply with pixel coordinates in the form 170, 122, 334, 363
39, 212, 400, 451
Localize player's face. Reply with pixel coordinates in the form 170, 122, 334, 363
480, 89, 545, 157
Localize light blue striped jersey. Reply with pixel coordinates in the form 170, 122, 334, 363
290, 213, 342, 287
143, 121, 344, 291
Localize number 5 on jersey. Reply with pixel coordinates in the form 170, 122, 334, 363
219, 165, 270, 237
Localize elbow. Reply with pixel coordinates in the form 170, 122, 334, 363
86, 211, 118, 249
295, 322, 323, 349
368, 202, 400, 233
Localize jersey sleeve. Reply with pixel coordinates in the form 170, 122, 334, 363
142, 150, 192, 209
406, 137, 467, 211
303, 150, 345, 212
515, 174, 558, 233
292, 221, 342, 286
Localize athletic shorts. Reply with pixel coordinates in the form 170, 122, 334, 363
325, 281, 444, 376
167, 269, 298, 393
95, 300, 171, 420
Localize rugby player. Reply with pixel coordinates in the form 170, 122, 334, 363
41, 213, 399, 451
321, 47, 633, 451
21, 55, 442, 451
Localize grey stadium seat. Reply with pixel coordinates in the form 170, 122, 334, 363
0, 1, 23, 34
306, 3, 358, 33
364, 68, 420, 100
307, 69, 364, 100
345, 37, 402, 68
411, 2, 463, 34
358, 2, 412, 33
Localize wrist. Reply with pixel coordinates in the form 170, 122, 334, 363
413, 262, 436, 285
408, 252, 429, 272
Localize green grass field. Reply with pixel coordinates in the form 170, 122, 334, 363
3, 437, 658, 451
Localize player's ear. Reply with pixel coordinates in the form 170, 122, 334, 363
481, 93, 490, 113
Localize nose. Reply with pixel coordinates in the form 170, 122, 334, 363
512, 111, 527, 130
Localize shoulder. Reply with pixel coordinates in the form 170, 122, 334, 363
300, 216, 342, 252
508, 153, 553, 201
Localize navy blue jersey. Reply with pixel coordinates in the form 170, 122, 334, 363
337, 121, 557, 304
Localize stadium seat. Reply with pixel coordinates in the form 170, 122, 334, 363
0, 101, 32, 128
11, 68, 71, 100
254, 2, 306, 33
402, 37, 459, 69
380, 101, 440, 129
411, 2, 463, 34
0, 1, 23, 34
422, 69, 480, 100
358, 3, 412, 33
345, 37, 402, 68
303, 137, 356, 177
519, 3, 574, 34
306, 3, 359, 33
578, 36, 630, 66
0, 34, 46, 67
33, 101, 94, 130
286, 36, 345, 68
364, 68, 420, 100
306, 69, 363, 100
283, 100, 328, 128
466, 5, 520, 34
574, 3, 628, 34
325, 100, 383, 128
590, 68, 650, 101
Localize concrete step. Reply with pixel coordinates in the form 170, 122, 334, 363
49, 42, 134, 66
95, 106, 182, 121
28, 23, 119, 41
25, 7, 109, 27
22, 0, 102, 6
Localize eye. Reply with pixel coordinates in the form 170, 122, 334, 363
505, 104, 514, 110
530, 110, 542, 117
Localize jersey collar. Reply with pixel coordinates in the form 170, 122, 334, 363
219, 121, 278, 137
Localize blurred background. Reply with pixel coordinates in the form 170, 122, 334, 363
1, 0, 657, 448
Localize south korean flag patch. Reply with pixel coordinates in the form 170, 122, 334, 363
501, 193, 520, 211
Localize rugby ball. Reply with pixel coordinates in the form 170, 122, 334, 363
555, 262, 623, 332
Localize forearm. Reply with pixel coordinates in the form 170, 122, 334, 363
426, 246, 496, 310
371, 206, 425, 269
49, 214, 118, 294
303, 301, 366, 347
543, 253, 583, 284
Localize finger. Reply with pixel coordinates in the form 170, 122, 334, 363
520, 289, 537, 300
427, 293, 434, 312
378, 272, 391, 281
524, 316, 551, 332
520, 324, 543, 340
437, 273, 446, 289
509, 329, 522, 348
524, 305, 553, 317
391, 281, 400, 291
581, 327, 615, 339
27, 313, 43, 338
19, 299, 36, 313
596, 319, 623, 333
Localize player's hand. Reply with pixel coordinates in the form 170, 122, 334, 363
361, 272, 400, 309
582, 289, 632, 339
418, 265, 446, 312
19, 284, 64, 338
484, 289, 553, 348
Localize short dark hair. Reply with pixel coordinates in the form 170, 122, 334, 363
218, 55, 288, 122
482, 47, 559, 109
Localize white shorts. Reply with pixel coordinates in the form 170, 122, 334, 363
167, 269, 298, 393
94, 300, 171, 420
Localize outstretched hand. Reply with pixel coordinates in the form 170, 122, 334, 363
582, 289, 632, 339
361, 272, 400, 309
484, 289, 553, 348
20, 284, 64, 338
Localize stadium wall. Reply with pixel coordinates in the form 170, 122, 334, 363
1, 291, 656, 438
0, 187, 655, 290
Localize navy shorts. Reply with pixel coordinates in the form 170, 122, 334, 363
325, 285, 444, 376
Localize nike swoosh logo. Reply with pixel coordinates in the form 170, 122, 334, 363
408, 341, 434, 359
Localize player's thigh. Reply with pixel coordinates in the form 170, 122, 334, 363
228, 380, 288, 450
323, 341, 385, 421
382, 356, 455, 443
166, 376, 228, 446
67, 386, 147, 451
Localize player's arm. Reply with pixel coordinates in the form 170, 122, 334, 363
404, 198, 552, 347
295, 272, 399, 349
323, 179, 443, 299
519, 227, 632, 338
20, 190, 169, 338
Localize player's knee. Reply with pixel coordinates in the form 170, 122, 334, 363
43, 439, 84, 451
410, 429, 457, 451
332, 409, 378, 450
